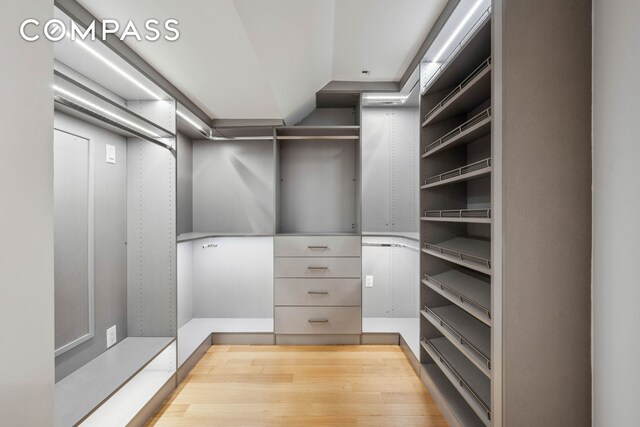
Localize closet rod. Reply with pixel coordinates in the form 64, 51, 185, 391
362, 242, 420, 252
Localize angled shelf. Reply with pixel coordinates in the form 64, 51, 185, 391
422, 158, 491, 189
422, 108, 492, 158
54, 337, 174, 427
422, 337, 491, 425
423, 270, 491, 325
422, 305, 491, 376
422, 208, 491, 224
421, 363, 486, 427
422, 58, 491, 127
423, 236, 491, 275
423, 15, 492, 96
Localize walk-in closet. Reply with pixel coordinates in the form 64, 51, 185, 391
4, 0, 593, 425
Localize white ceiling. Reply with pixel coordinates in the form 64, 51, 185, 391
78, 0, 446, 124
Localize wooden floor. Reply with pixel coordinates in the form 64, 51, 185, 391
147, 345, 446, 427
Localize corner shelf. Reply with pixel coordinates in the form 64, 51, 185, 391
421, 208, 491, 224
422, 337, 491, 425
422, 305, 491, 377
422, 58, 492, 127
422, 158, 491, 189
423, 270, 491, 326
422, 237, 491, 275
422, 108, 492, 158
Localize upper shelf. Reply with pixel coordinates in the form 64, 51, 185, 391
276, 126, 360, 140
54, 71, 175, 150
423, 108, 492, 158
423, 269, 491, 325
422, 158, 491, 189
422, 208, 491, 224
54, 337, 174, 427
423, 17, 492, 97
423, 236, 491, 275
422, 58, 491, 127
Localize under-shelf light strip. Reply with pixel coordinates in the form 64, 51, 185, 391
64, 31, 164, 101
53, 84, 160, 138
432, 0, 485, 64
176, 109, 206, 133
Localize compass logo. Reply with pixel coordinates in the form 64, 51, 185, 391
20, 18, 180, 42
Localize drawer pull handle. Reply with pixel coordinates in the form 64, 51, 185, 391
308, 318, 329, 323
308, 266, 328, 270
308, 290, 329, 295
308, 245, 329, 249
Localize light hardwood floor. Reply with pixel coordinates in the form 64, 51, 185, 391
147, 345, 446, 427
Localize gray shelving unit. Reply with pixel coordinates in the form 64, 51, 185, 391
420, 13, 493, 426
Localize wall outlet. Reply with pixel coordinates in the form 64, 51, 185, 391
106, 325, 117, 348
105, 144, 116, 164
365, 275, 374, 288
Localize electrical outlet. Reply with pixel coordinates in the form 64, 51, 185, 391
365, 275, 374, 288
106, 325, 117, 348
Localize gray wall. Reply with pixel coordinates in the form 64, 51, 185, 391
192, 237, 273, 318
361, 107, 419, 233
193, 140, 274, 234
127, 138, 177, 337
362, 236, 419, 318
495, 0, 592, 425
0, 1, 54, 424
177, 242, 193, 328
177, 132, 193, 235
53, 112, 128, 382
593, 1, 640, 425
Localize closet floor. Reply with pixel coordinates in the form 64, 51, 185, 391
147, 345, 445, 426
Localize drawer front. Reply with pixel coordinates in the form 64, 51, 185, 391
275, 257, 361, 278
275, 236, 361, 257
275, 306, 361, 334
275, 279, 361, 306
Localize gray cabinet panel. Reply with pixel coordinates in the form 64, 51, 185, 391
275, 279, 361, 306
275, 257, 361, 278
278, 139, 357, 234
275, 307, 361, 334
275, 235, 361, 257
193, 139, 274, 234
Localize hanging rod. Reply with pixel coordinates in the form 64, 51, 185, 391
362, 242, 420, 252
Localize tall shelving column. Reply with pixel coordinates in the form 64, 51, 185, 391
419, 17, 492, 427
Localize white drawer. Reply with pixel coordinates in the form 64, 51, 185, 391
275, 257, 361, 278
275, 279, 361, 306
275, 235, 361, 257
275, 306, 361, 334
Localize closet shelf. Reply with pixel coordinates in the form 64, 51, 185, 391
422, 305, 491, 376
276, 126, 360, 140
423, 236, 491, 275
422, 363, 487, 427
177, 232, 273, 243
422, 14, 491, 96
423, 271, 491, 326
422, 108, 492, 158
54, 71, 176, 146
54, 337, 174, 427
422, 158, 491, 189
421, 209, 491, 224
422, 338, 491, 425
422, 57, 492, 127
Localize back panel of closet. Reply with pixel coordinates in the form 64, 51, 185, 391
192, 139, 274, 234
